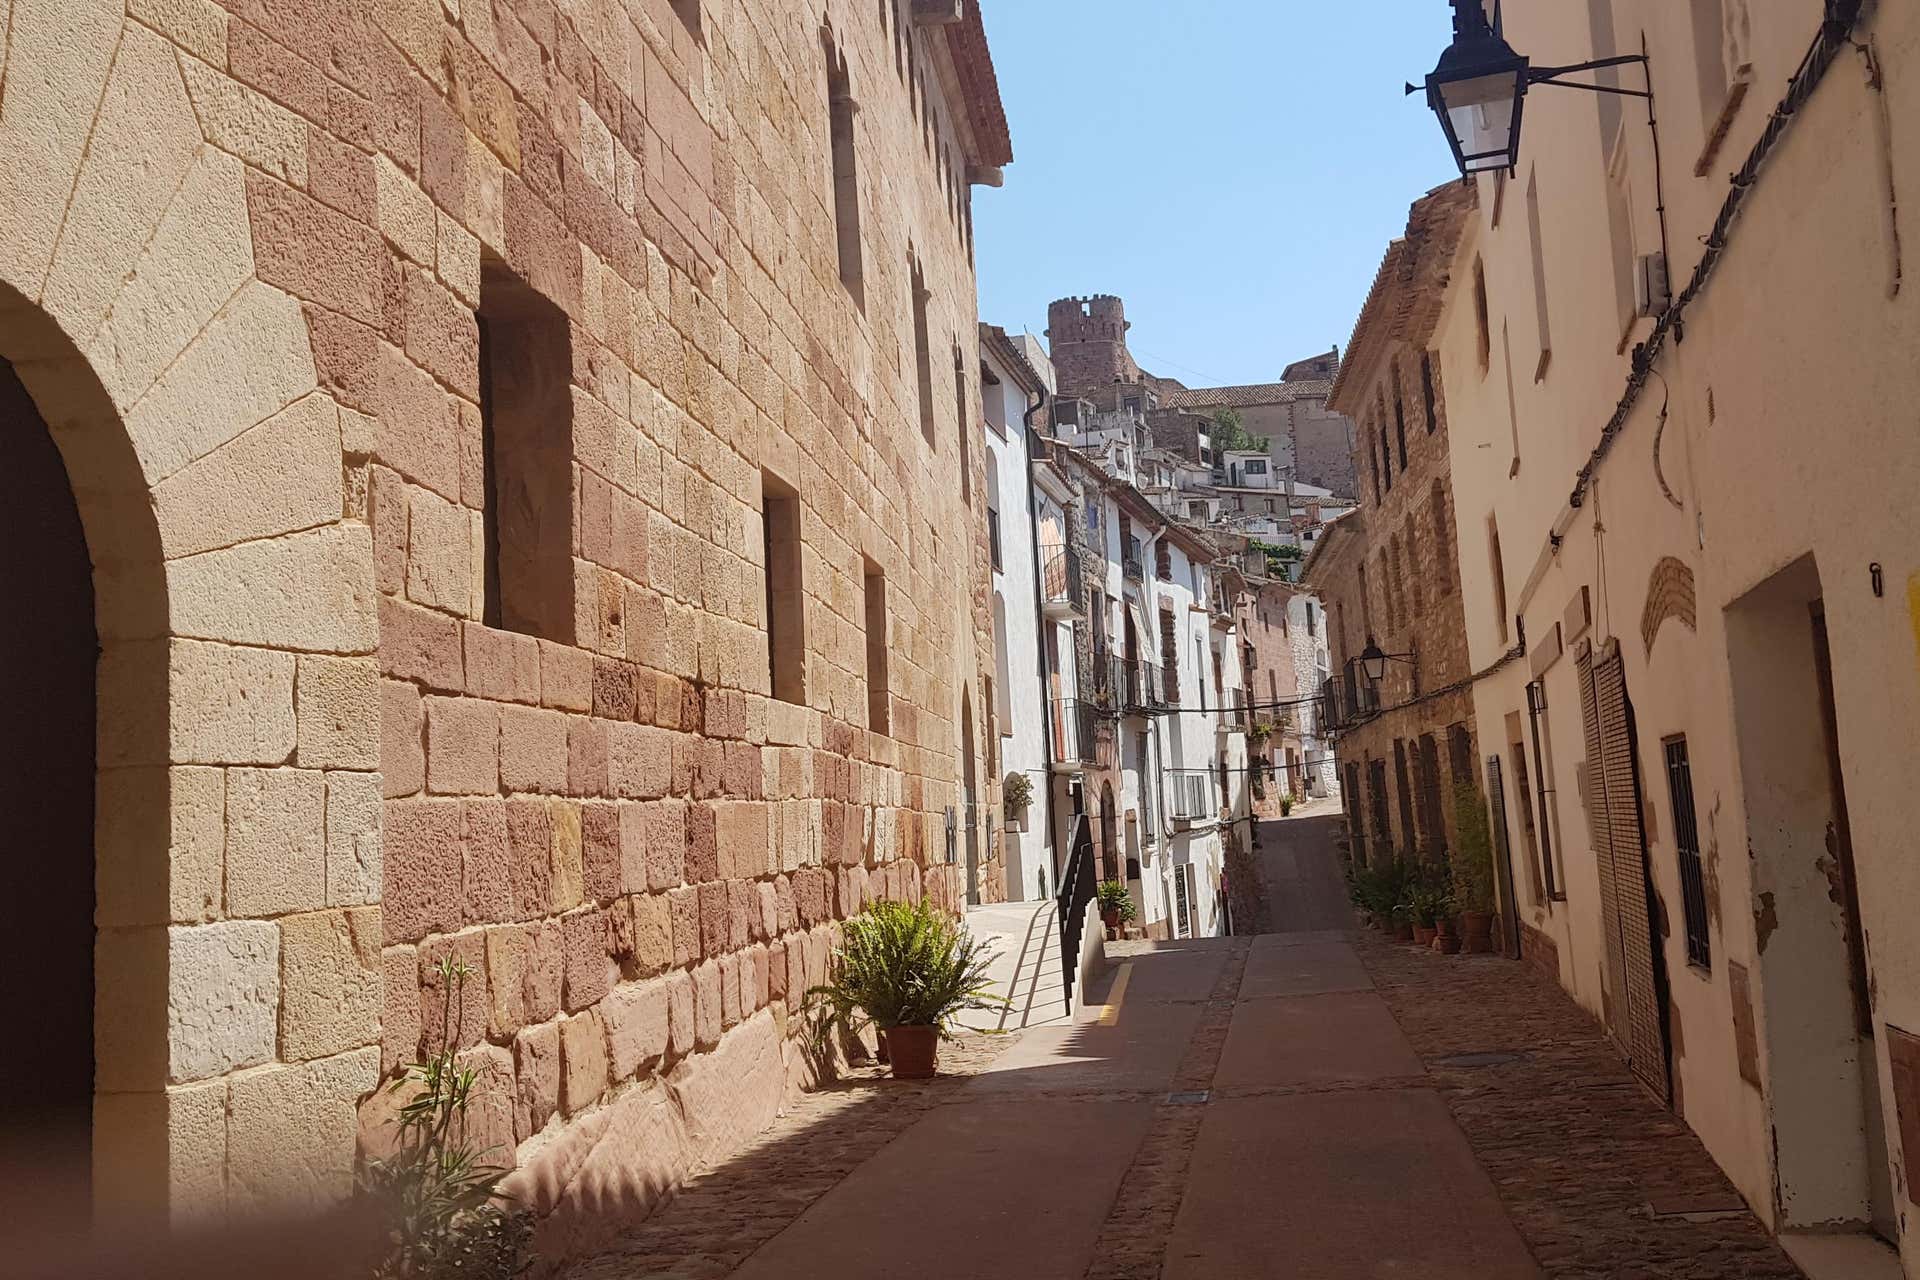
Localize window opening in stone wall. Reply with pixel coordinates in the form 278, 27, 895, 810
1473, 257, 1491, 372
1526, 169, 1553, 379
1393, 738, 1416, 858
864, 558, 891, 734
1664, 735, 1711, 969
762, 471, 806, 705
1357, 562, 1373, 636
1487, 514, 1509, 645
953, 343, 972, 507
911, 254, 935, 448
1378, 421, 1393, 492
1392, 360, 1409, 471
1404, 527, 1423, 617
1430, 480, 1452, 594
825, 35, 864, 307
1421, 351, 1438, 433
1367, 414, 1383, 499
478, 256, 574, 641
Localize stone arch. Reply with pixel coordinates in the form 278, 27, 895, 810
1641, 555, 1699, 657
0, 2, 380, 1227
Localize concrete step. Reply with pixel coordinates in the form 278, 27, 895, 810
959, 900, 1073, 1032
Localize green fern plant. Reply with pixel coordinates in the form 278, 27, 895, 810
1096, 880, 1137, 922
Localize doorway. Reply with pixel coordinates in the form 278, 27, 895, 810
0, 358, 97, 1201
1727, 556, 1894, 1236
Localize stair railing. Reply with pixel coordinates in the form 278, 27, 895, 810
1055, 814, 1098, 1012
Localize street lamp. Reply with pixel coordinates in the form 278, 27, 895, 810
1358, 637, 1415, 684
1410, 0, 1650, 180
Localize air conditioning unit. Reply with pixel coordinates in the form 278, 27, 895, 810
1636, 251, 1671, 317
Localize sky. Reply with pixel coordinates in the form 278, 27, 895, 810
972, 0, 1460, 390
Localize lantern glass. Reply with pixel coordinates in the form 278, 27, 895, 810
1359, 642, 1390, 684
1438, 70, 1524, 172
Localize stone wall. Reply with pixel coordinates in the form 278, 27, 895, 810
0, 0, 1007, 1237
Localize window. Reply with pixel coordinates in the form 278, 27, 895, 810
987, 507, 1002, 571
762, 471, 806, 704
824, 35, 863, 305
1420, 352, 1439, 433
980, 361, 1005, 435
953, 344, 971, 507
1245, 459, 1267, 476
910, 253, 934, 446
1392, 360, 1408, 470
1403, 528, 1423, 617
1430, 481, 1452, 594
1123, 396, 1142, 416
477, 256, 573, 641
1378, 422, 1393, 493
1367, 418, 1383, 499
1487, 515, 1509, 644
863, 559, 890, 734
1665, 736, 1711, 969
1357, 562, 1373, 636
1472, 257, 1491, 372
1525, 170, 1551, 378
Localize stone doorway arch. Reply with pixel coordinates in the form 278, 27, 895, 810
0, 3, 382, 1227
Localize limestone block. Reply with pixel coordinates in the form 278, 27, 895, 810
643, 799, 687, 894
225, 767, 329, 918
539, 641, 593, 713
504, 797, 553, 920
381, 678, 425, 798
485, 924, 532, 1038
374, 154, 436, 266
42, 25, 201, 344
405, 485, 473, 614
607, 722, 671, 799
167, 919, 280, 1083
567, 716, 609, 797
381, 798, 463, 943
295, 655, 380, 771
88, 147, 255, 410
668, 886, 698, 969
178, 52, 308, 185
169, 638, 295, 766
95, 764, 223, 927
561, 907, 612, 1011
717, 952, 739, 1029
154, 392, 341, 561
461, 797, 512, 924
425, 696, 499, 795
582, 803, 621, 902
127, 0, 228, 65
381, 944, 421, 1074
454, 1042, 516, 1157
630, 893, 673, 977
324, 770, 383, 907
670, 1010, 784, 1167
169, 523, 375, 653
559, 1009, 608, 1115
227, 1046, 380, 1211
690, 960, 722, 1049
0, 0, 121, 292
378, 596, 464, 693
549, 799, 585, 913
464, 623, 541, 704
281, 907, 381, 1061
603, 978, 670, 1081
437, 210, 480, 308
513, 1020, 560, 1141
132, 273, 317, 481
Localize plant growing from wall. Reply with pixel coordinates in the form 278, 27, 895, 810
1449, 781, 1497, 915
359, 957, 531, 1280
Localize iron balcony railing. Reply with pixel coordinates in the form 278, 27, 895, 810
1039, 542, 1086, 618
1318, 663, 1381, 734
1053, 699, 1100, 768
1122, 554, 1144, 583
1113, 657, 1169, 713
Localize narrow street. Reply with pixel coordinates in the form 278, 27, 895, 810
567, 810, 1806, 1278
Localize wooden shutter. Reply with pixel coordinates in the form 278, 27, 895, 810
1577, 640, 1670, 1102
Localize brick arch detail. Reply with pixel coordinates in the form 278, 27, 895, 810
1641, 555, 1699, 657
0, 0, 379, 1227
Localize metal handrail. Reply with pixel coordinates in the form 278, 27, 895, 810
1056, 814, 1097, 1011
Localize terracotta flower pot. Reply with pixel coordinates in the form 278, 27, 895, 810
1461, 910, 1495, 954
1433, 932, 1463, 955
1412, 924, 1437, 946
1391, 919, 1415, 942
885, 1024, 939, 1079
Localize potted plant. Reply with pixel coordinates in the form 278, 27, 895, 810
1279, 793, 1294, 817
1450, 781, 1498, 954
1097, 880, 1137, 938
1003, 770, 1034, 832
807, 899, 1003, 1079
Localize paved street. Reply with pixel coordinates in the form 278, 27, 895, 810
566, 812, 1803, 1278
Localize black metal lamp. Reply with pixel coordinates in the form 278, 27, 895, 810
1411, 0, 1650, 179
1358, 637, 1416, 684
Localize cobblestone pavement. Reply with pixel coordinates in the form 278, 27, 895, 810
563, 1032, 1015, 1280
1354, 928, 1804, 1279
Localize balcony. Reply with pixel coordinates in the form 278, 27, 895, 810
1039, 542, 1086, 620
1318, 663, 1381, 735
1051, 699, 1099, 773
1115, 658, 1167, 715
1122, 554, 1144, 584
1216, 688, 1247, 740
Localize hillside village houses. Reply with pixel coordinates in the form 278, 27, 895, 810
1302, 0, 1920, 1272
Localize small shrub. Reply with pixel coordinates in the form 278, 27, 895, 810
1279, 794, 1294, 817
360, 957, 531, 1280
807, 898, 1003, 1036
1449, 782, 1497, 913
1096, 879, 1137, 922
1002, 770, 1034, 811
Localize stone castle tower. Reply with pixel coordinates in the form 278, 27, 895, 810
1045, 294, 1144, 398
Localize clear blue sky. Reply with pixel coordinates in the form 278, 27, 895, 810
973, 0, 1458, 389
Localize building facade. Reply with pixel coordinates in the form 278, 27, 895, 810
0, 0, 1011, 1244
1429, 0, 1920, 1265
1305, 183, 1483, 877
